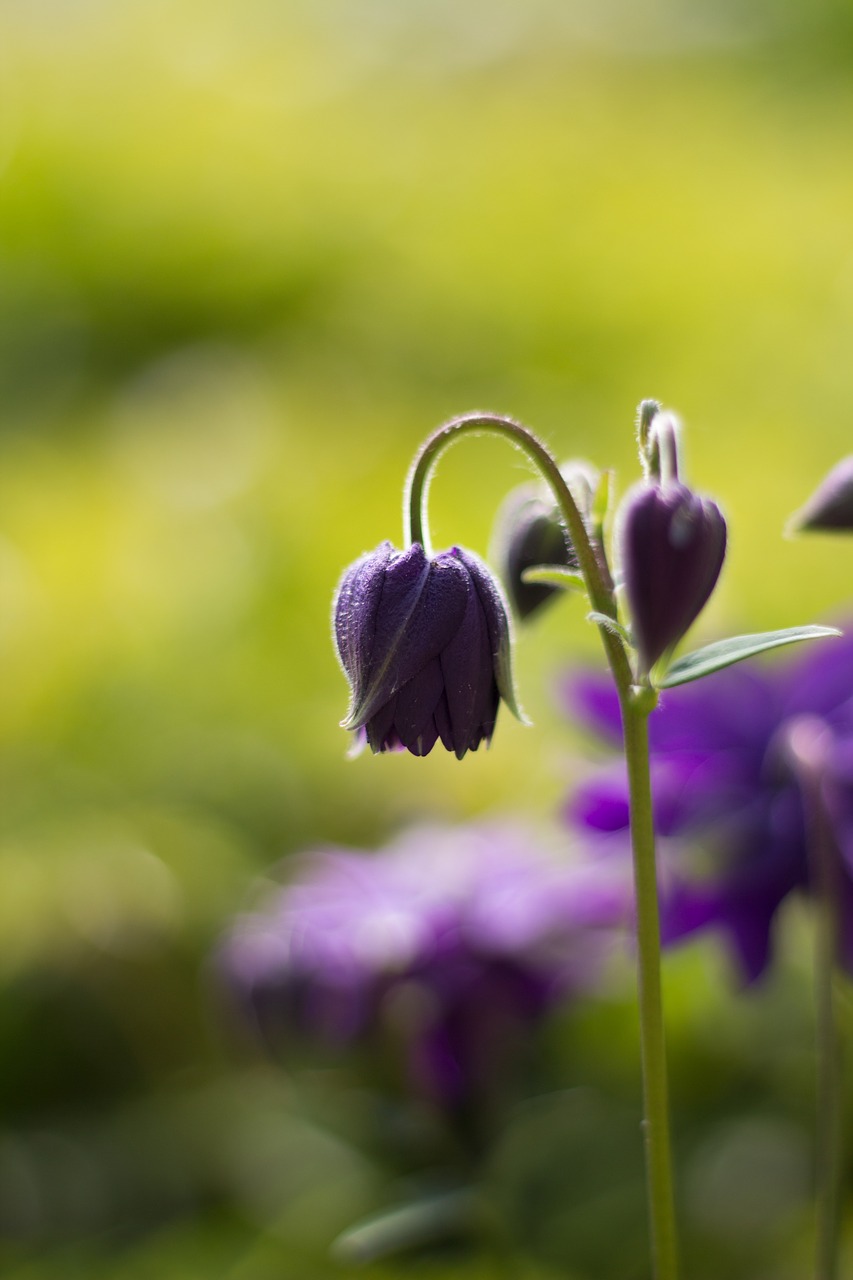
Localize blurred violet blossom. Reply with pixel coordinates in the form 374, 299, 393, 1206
218, 825, 631, 1114
563, 628, 853, 982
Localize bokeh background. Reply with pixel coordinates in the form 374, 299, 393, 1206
3, 1, 853, 1276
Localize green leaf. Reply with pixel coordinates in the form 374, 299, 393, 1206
332, 1189, 477, 1264
521, 565, 586, 591
658, 625, 842, 689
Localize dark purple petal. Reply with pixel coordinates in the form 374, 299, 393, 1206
333, 541, 393, 706
559, 672, 623, 744
620, 481, 727, 672
334, 541, 521, 757
433, 689, 455, 752
568, 773, 631, 833
790, 456, 853, 532
651, 667, 777, 753
659, 873, 780, 984
659, 879, 723, 943
437, 574, 488, 753
437, 565, 496, 757
344, 544, 469, 731
365, 693, 399, 753
836, 875, 853, 973
391, 657, 444, 755
562, 630, 853, 983
453, 546, 522, 721
718, 896, 778, 985
780, 625, 853, 722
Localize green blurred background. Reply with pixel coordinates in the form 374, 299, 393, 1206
3, 1, 853, 1276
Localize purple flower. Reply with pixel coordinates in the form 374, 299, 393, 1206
218, 825, 631, 1113
333, 541, 521, 758
619, 481, 727, 673
562, 628, 853, 981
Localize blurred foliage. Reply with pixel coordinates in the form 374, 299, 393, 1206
3, 0, 853, 1275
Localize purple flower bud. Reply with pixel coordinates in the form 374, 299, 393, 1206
790, 456, 853, 532
619, 481, 727, 673
333, 541, 521, 758
491, 486, 578, 620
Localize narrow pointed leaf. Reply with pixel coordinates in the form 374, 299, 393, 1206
587, 610, 632, 644
332, 1189, 477, 1264
521, 565, 586, 591
658, 625, 842, 689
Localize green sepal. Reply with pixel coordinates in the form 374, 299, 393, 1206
495, 617, 529, 725
332, 1188, 477, 1264
658, 625, 842, 689
587, 610, 632, 645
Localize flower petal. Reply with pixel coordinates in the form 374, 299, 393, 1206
393, 658, 444, 755
454, 546, 524, 723
438, 562, 495, 757
345, 544, 468, 731
790, 456, 853, 532
333, 541, 393, 705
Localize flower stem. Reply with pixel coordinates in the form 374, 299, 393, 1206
406, 411, 680, 1280
785, 720, 844, 1280
814, 893, 842, 1280
621, 689, 679, 1280
808, 778, 843, 1280
405, 411, 633, 690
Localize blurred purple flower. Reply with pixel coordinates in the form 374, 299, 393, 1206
562, 629, 853, 981
790, 456, 853, 532
218, 825, 631, 1113
333, 541, 520, 758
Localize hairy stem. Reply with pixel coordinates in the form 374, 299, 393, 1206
405, 411, 633, 689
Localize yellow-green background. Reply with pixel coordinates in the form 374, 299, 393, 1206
2, 1, 853, 1276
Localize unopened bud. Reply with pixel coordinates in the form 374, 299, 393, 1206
789, 457, 853, 533
619, 481, 727, 674
491, 464, 596, 620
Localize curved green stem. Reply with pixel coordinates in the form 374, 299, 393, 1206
405, 412, 633, 691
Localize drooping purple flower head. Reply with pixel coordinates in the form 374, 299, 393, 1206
334, 541, 521, 758
562, 627, 853, 982
217, 824, 631, 1116
790, 456, 853, 532
618, 480, 727, 673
